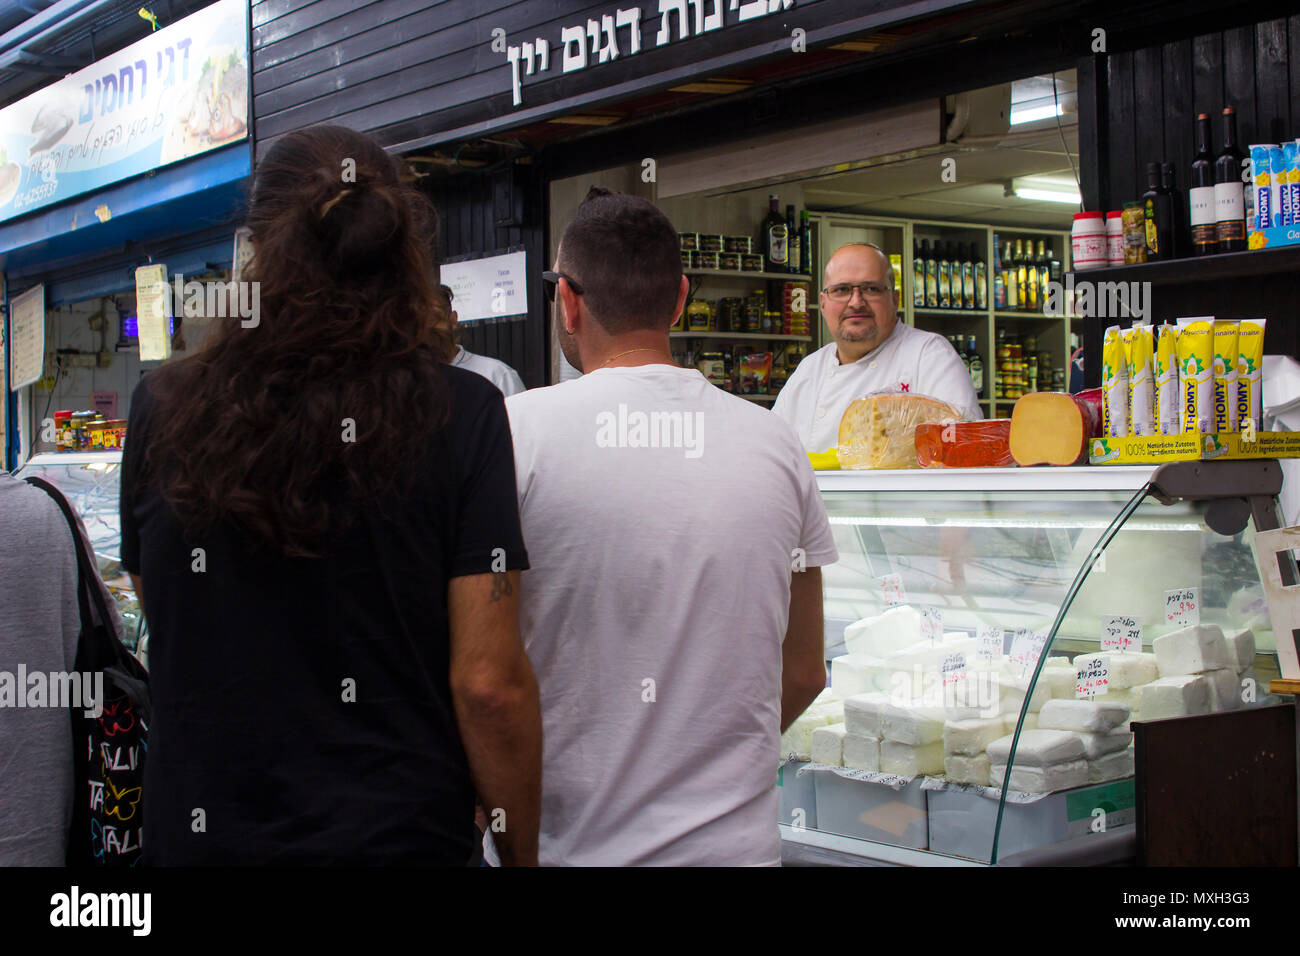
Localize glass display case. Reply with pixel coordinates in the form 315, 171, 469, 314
780, 461, 1289, 866
15, 451, 147, 659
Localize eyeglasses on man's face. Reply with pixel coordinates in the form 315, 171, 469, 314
542, 271, 584, 303
822, 281, 892, 302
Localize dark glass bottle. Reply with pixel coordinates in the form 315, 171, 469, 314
1190, 113, 1217, 255
974, 241, 988, 311
1161, 162, 1181, 259
1214, 107, 1246, 252
912, 238, 926, 308
762, 195, 788, 271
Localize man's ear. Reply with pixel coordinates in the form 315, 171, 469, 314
671, 274, 690, 328
559, 278, 581, 335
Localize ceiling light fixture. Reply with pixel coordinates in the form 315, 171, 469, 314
1009, 177, 1081, 205
1009, 103, 1064, 126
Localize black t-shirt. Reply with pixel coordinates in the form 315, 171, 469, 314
120, 365, 528, 865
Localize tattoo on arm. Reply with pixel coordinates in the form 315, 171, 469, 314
490, 571, 513, 603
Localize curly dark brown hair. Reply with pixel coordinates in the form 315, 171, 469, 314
141, 125, 456, 558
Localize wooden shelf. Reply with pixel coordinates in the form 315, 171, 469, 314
914, 307, 987, 317
670, 331, 812, 342
686, 269, 814, 282
1066, 245, 1300, 284
994, 310, 1069, 320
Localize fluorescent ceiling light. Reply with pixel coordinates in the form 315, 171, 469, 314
1015, 186, 1082, 204
1009, 177, 1081, 204
1009, 103, 1064, 125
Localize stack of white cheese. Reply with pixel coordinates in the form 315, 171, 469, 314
1137, 624, 1254, 719
780, 688, 845, 760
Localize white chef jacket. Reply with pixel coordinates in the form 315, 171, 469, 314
452, 346, 526, 397
773, 321, 982, 452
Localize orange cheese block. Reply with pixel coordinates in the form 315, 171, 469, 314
916, 419, 1013, 468
1009, 392, 1102, 466
837, 393, 964, 469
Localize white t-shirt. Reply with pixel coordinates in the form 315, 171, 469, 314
773, 322, 982, 453
452, 346, 526, 396
498, 364, 837, 866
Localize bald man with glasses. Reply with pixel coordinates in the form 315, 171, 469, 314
773, 242, 981, 453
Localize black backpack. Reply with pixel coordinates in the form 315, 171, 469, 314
26, 475, 150, 867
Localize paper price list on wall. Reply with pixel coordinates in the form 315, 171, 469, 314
1164, 588, 1200, 628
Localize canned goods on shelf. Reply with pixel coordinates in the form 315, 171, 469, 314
696, 251, 719, 270
679, 232, 699, 252
725, 236, 751, 254
699, 234, 724, 253
741, 254, 764, 272
718, 253, 740, 271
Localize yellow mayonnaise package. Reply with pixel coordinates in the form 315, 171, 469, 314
1102, 325, 1129, 437
1212, 320, 1240, 432
1155, 324, 1181, 435
1236, 319, 1267, 433
1176, 317, 1215, 434
1125, 324, 1155, 437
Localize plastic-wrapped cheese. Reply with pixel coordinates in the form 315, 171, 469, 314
881, 703, 946, 745
944, 752, 991, 785
1154, 624, 1229, 676
780, 710, 836, 758
1008, 391, 1101, 466
1205, 668, 1242, 712
944, 716, 1008, 755
987, 729, 1085, 767
811, 722, 848, 766
1225, 628, 1256, 674
831, 654, 888, 699
1088, 748, 1135, 783
915, 419, 1013, 468
843, 606, 924, 657
1073, 729, 1133, 758
880, 739, 945, 776
843, 733, 881, 771
1138, 674, 1210, 720
843, 692, 890, 739
837, 393, 964, 470
991, 759, 1089, 793
1037, 699, 1131, 733
1073, 651, 1158, 690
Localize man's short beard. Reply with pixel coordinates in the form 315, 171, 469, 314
837, 321, 878, 343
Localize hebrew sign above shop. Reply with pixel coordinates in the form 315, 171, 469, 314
0, 0, 249, 224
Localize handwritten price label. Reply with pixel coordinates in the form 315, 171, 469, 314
977, 625, 1004, 664
1009, 628, 1047, 672
942, 652, 967, 688
1075, 657, 1110, 698
1164, 588, 1200, 628
1101, 615, 1141, 652
880, 573, 905, 608
921, 606, 944, 643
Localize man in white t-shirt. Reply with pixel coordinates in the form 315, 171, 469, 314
440, 285, 526, 396
773, 243, 980, 452
497, 188, 837, 866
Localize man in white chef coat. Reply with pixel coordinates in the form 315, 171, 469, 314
440, 285, 527, 397
774, 242, 981, 452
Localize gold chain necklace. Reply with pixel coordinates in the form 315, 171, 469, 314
601, 347, 666, 368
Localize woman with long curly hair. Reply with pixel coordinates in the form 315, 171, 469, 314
119, 125, 541, 866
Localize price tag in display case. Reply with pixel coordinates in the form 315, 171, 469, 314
921, 606, 943, 643
1164, 588, 1200, 628
1101, 615, 1141, 652
880, 573, 906, 608
942, 652, 967, 688
976, 625, 1004, 664
1075, 657, 1109, 698
1009, 628, 1047, 673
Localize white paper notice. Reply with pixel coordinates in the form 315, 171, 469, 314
1075, 657, 1109, 698
1164, 588, 1200, 628
977, 625, 1004, 664
135, 264, 172, 362
8, 284, 45, 389
921, 606, 943, 643
1101, 615, 1141, 652
880, 573, 905, 608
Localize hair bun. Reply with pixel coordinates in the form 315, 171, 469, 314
317, 183, 406, 276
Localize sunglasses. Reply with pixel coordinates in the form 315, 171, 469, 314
542, 271, 584, 303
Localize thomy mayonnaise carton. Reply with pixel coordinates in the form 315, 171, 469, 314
1212, 320, 1240, 433
1236, 319, 1267, 433
1284, 142, 1300, 226
1102, 325, 1129, 437
1250, 144, 1278, 229
1155, 323, 1180, 435
1176, 317, 1215, 434
1125, 324, 1155, 437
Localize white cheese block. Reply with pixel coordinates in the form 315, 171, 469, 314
813, 687, 841, 705
1103, 687, 1140, 711
987, 729, 1086, 768
990, 759, 1089, 793
997, 671, 1053, 715
1205, 668, 1242, 712
831, 654, 889, 699
843, 606, 923, 657
843, 692, 890, 738
1073, 652, 1158, 690
811, 722, 847, 766
1044, 667, 1078, 699
1137, 674, 1210, 721
1037, 699, 1131, 733
944, 716, 1008, 755
780, 710, 836, 758
1088, 747, 1135, 783
842, 733, 881, 771
1154, 624, 1229, 676
880, 739, 945, 776
881, 702, 946, 745
943, 752, 991, 786
1225, 629, 1256, 674
1073, 729, 1133, 758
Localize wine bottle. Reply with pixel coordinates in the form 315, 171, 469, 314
912, 238, 925, 308
992, 234, 1005, 309
960, 242, 974, 310
1215, 107, 1246, 253
974, 242, 988, 310
967, 334, 984, 397
1161, 163, 1181, 259
924, 240, 938, 307
786, 204, 800, 274
762, 195, 788, 271
936, 241, 951, 308
800, 210, 813, 276
1142, 163, 1163, 261
1190, 113, 1217, 255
